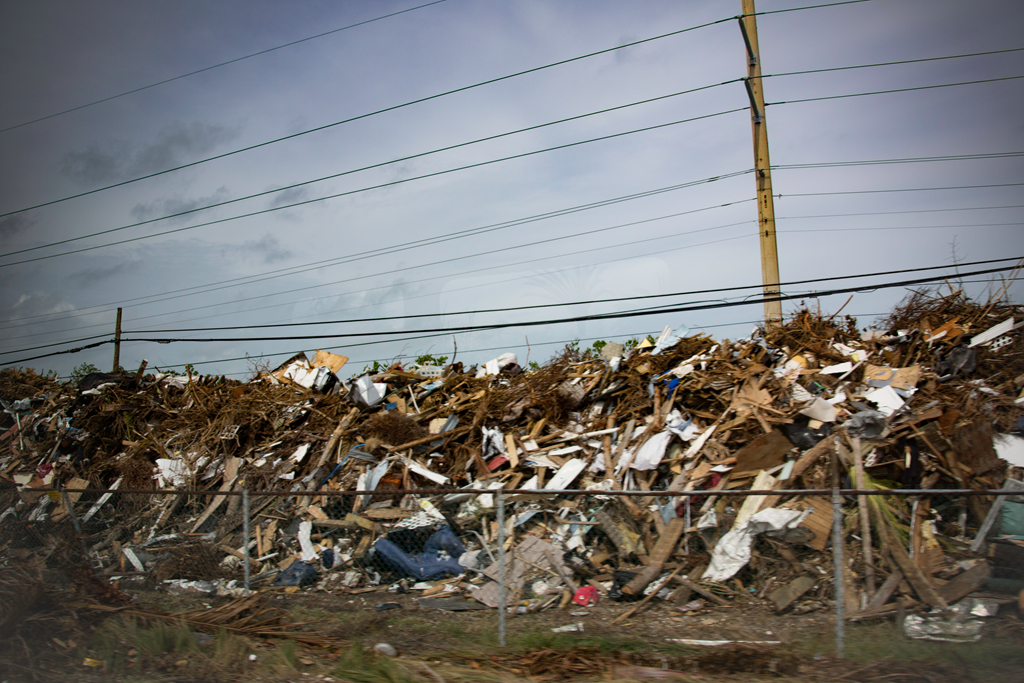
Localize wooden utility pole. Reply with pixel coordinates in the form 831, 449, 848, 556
740, 0, 783, 328
112, 307, 122, 372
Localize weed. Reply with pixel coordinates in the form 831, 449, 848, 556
334, 643, 418, 683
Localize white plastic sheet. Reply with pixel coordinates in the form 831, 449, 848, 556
702, 508, 805, 582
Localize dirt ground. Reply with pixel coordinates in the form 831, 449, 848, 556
8, 584, 1014, 683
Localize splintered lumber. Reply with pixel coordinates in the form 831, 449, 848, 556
191, 457, 240, 533
788, 437, 834, 484
768, 575, 815, 612
612, 419, 637, 483
675, 575, 730, 606
386, 425, 472, 452
936, 561, 990, 604
594, 508, 645, 557
864, 569, 903, 611
622, 517, 685, 595
851, 436, 877, 595
612, 565, 684, 625
871, 504, 947, 608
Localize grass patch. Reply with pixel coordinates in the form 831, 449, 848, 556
333, 643, 419, 683
793, 621, 1024, 675
83, 615, 256, 679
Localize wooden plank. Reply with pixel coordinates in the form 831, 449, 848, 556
864, 569, 903, 611
363, 507, 416, 520
872, 505, 947, 608
768, 575, 815, 612
781, 496, 832, 551
190, 457, 240, 533
622, 517, 686, 595
732, 429, 793, 472
936, 561, 990, 604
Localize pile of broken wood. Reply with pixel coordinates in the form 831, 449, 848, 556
1, 288, 1022, 630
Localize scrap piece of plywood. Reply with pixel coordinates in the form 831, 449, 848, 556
769, 575, 815, 612
733, 430, 793, 473
780, 496, 832, 551
312, 349, 348, 373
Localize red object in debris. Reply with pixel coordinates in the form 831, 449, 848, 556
572, 586, 599, 606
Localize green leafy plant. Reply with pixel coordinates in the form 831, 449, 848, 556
362, 360, 388, 374
67, 362, 98, 385
414, 353, 448, 367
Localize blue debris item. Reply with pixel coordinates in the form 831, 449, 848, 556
274, 560, 318, 587
373, 526, 466, 581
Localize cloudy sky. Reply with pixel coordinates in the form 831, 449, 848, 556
1, 0, 1022, 380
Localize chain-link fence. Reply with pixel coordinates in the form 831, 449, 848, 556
1, 484, 1021, 655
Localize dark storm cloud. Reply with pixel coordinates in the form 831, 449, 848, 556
63, 260, 141, 288
0, 214, 36, 240
60, 121, 241, 186
130, 187, 231, 223
240, 233, 293, 264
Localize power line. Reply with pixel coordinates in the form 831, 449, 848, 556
767, 75, 1024, 106
775, 182, 1024, 198
0, 107, 749, 268
773, 152, 1024, 170
0, 217, 757, 345
0, 1, 450, 134
0, 14, 737, 219
5, 176, 1020, 341
0, 182, 755, 328
0, 80, 743, 260
779, 221, 1022, 234
752, 0, 874, 16
124, 256, 1022, 333
105, 264, 1024, 344
0, 178, 754, 334
760, 47, 1024, 79
6, 258, 1016, 362
778, 204, 1024, 219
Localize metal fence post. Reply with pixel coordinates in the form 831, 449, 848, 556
242, 489, 251, 596
831, 484, 845, 658
497, 489, 507, 647
61, 489, 91, 565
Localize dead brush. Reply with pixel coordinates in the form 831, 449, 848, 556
364, 411, 429, 447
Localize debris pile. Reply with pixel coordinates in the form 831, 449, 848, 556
2, 289, 1023, 634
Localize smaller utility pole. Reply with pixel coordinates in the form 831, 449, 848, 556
112, 308, 123, 372
740, 0, 783, 328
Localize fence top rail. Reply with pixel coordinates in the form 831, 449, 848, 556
29, 487, 1024, 497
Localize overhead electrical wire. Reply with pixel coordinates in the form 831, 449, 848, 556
758, 47, 1024, 79
772, 152, 1024, 170
9, 176, 1018, 331
775, 182, 1024, 198
3, 260, 1018, 365
114, 264, 1021, 344
2, 138, 1011, 272
767, 75, 1024, 106
779, 221, 1023, 234
3, 172, 1020, 344
0, 218, 758, 347
0, 107, 750, 268
0, 14, 739, 219
0, 80, 745, 260
0, 182, 756, 328
0, 181, 755, 334
122, 256, 1023, 333
778, 204, 1024, 219
0, 1, 450, 134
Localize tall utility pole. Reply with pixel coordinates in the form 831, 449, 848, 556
740, 0, 783, 327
